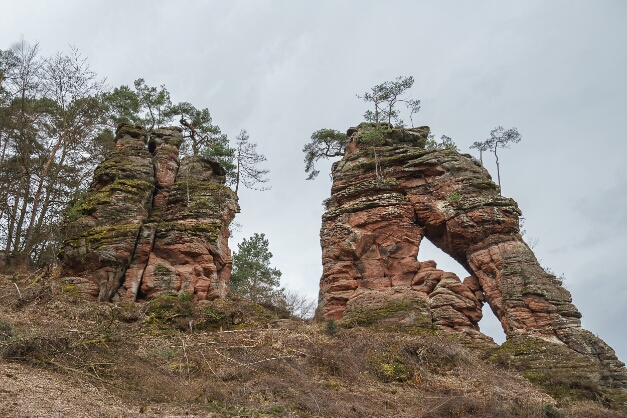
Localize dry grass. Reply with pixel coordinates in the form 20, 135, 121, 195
0, 271, 624, 417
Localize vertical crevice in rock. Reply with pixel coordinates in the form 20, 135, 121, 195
139, 156, 239, 300
118, 127, 183, 301
59, 123, 155, 301
60, 123, 239, 303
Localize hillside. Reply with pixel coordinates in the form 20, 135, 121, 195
1, 270, 625, 418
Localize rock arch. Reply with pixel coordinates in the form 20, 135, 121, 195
318, 124, 626, 387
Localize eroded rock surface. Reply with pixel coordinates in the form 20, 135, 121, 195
60, 123, 238, 302
318, 123, 627, 387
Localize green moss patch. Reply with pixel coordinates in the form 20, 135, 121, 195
487, 336, 627, 410
144, 297, 280, 333
368, 348, 414, 382
63, 223, 140, 251
340, 300, 432, 330
323, 193, 409, 220
154, 221, 221, 240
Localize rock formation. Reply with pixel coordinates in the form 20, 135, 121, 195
59, 123, 239, 302
318, 123, 626, 387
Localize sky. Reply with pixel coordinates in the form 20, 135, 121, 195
3, 0, 626, 358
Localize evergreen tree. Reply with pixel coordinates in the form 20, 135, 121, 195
470, 140, 489, 165
230, 233, 282, 304
302, 128, 348, 180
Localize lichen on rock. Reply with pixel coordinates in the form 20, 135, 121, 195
59, 123, 239, 303
318, 124, 627, 388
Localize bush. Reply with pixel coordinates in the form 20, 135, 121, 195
0, 318, 12, 341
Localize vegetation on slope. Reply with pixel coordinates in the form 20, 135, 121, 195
0, 270, 624, 417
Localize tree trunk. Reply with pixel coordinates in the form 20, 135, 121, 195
4, 174, 24, 259
23, 130, 66, 248
235, 144, 241, 196
12, 170, 31, 255
494, 147, 501, 195
25, 143, 69, 255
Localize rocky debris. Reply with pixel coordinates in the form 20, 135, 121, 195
59, 123, 238, 302
318, 123, 627, 386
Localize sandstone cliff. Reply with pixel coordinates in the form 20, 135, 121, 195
318, 123, 627, 388
59, 123, 239, 302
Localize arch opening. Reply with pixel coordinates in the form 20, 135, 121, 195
417, 237, 506, 343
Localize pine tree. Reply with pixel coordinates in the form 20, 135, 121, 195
230, 233, 282, 304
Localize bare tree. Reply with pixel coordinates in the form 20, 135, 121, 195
0, 40, 108, 267
470, 140, 490, 165
234, 129, 269, 195
280, 289, 317, 318
486, 126, 521, 194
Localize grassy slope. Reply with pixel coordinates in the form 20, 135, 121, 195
0, 271, 624, 418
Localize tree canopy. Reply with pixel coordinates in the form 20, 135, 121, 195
0, 40, 109, 266
469, 126, 522, 194
303, 76, 423, 180
358, 76, 420, 127
303, 129, 348, 180
426, 134, 458, 151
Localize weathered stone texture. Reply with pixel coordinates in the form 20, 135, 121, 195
59, 124, 154, 301
60, 123, 238, 302
318, 123, 626, 387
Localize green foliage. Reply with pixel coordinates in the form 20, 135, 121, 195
169, 101, 227, 157
358, 76, 419, 126
325, 320, 338, 336
199, 131, 236, 183
303, 128, 348, 180
230, 233, 283, 304
104, 84, 141, 126
487, 127, 522, 194
469, 140, 489, 165
447, 192, 461, 204
304, 76, 419, 180
0, 40, 111, 266
425, 133, 458, 151
367, 349, 413, 383
488, 126, 522, 151
356, 125, 386, 148
356, 125, 387, 179
105, 79, 234, 163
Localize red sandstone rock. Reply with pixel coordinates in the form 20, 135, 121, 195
318, 124, 626, 387
60, 123, 238, 303
59, 124, 154, 301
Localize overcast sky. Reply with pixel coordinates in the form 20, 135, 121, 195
3, 0, 626, 358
